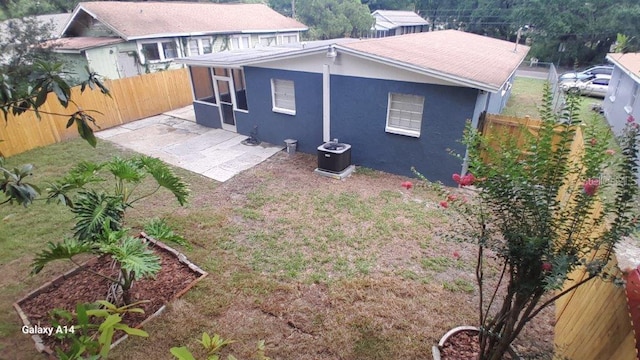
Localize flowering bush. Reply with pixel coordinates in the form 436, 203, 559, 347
416, 87, 640, 359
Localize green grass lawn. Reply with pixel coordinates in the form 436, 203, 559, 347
503, 77, 607, 127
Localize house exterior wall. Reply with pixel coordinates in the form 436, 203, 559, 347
603, 67, 640, 134
236, 67, 324, 153
194, 102, 221, 128
486, 73, 515, 114
62, 53, 90, 85
86, 46, 121, 80
194, 64, 475, 185
330, 75, 475, 185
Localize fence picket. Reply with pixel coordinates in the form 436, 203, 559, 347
0, 68, 191, 157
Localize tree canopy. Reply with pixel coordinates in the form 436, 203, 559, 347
296, 0, 374, 39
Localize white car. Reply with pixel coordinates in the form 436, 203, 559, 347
561, 75, 611, 98
558, 65, 613, 83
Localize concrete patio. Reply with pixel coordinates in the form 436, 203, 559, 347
96, 106, 284, 182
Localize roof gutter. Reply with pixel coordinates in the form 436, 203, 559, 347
123, 28, 309, 41
175, 46, 327, 68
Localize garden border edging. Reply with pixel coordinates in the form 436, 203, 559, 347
13, 233, 208, 357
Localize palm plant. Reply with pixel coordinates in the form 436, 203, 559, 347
32, 225, 161, 305
47, 155, 189, 242
32, 155, 189, 304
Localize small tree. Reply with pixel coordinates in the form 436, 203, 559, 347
0, 14, 110, 206
31, 155, 189, 304
422, 87, 640, 359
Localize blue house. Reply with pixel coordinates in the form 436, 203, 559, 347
177, 30, 528, 185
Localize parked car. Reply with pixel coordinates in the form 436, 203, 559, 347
558, 65, 613, 82
561, 74, 611, 98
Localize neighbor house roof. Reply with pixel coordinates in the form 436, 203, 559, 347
178, 30, 528, 93
372, 10, 428, 31
0, 13, 70, 41
61, 1, 308, 40
606, 52, 640, 84
47, 36, 123, 53
339, 30, 528, 91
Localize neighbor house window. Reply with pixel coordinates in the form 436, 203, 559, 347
626, 82, 639, 113
140, 40, 179, 62
385, 93, 424, 137
278, 34, 298, 44
271, 79, 295, 115
188, 38, 212, 56
189, 66, 216, 104
259, 35, 277, 46
231, 35, 251, 50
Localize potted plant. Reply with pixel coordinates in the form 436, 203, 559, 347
423, 87, 640, 359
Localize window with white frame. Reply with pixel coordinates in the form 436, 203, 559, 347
231, 35, 251, 50
188, 38, 212, 56
626, 82, 639, 113
610, 77, 622, 102
278, 34, 298, 44
140, 40, 179, 62
385, 93, 425, 137
259, 35, 277, 47
271, 79, 295, 115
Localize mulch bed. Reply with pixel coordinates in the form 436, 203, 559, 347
439, 328, 515, 360
14, 236, 206, 355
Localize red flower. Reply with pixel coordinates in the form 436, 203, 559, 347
452, 173, 476, 187
605, 149, 616, 156
590, 138, 597, 146
453, 251, 461, 259
439, 201, 449, 208
447, 194, 458, 202
628, 115, 636, 123
401, 181, 413, 190
542, 262, 553, 272
583, 178, 600, 196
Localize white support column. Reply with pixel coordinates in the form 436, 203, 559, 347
323, 64, 330, 142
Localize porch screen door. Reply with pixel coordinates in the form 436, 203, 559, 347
214, 77, 237, 132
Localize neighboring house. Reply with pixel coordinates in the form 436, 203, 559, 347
602, 52, 640, 180
51, 1, 307, 81
177, 30, 527, 185
370, 10, 429, 38
603, 52, 640, 134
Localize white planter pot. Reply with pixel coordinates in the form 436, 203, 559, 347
432, 326, 520, 360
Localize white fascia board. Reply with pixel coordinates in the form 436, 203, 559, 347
239, 28, 308, 34
72, 7, 128, 40
334, 46, 500, 93
176, 47, 326, 68
606, 54, 640, 84
57, 6, 82, 38
52, 48, 83, 54
127, 28, 307, 41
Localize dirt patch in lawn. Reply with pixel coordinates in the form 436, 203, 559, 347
6, 151, 555, 359
129, 152, 554, 360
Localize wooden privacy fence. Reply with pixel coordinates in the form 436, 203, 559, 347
0, 68, 192, 157
482, 113, 637, 360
